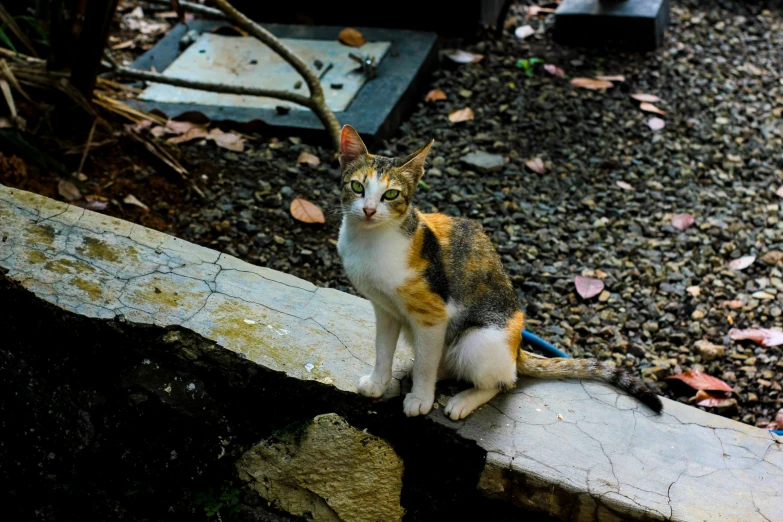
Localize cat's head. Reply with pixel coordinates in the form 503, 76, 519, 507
338, 125, 433, 228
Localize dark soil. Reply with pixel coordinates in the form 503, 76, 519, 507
2, 0, 782, 435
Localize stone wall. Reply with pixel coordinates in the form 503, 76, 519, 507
1, 185, 781, 521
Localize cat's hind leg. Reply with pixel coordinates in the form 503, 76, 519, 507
443, 327, 516, 420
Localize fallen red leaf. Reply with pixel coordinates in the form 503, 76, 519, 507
425, 89, 447, 102
543, 64, 565, 78
727, 255, 756, 271
691, 389, 734, 408
631, 93, 661, 103
338, 27, 365, 47
671, 213, 695, 231
290, 198, 325, 224
665, 369, 733, 393
571, 77, 613, 90
448, 107, 474, 123
445, 50, 484, 64
574, 276, 604, 299
525, 157, 546, 174
729, 328, 783, 347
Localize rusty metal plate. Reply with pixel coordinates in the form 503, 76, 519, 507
139, 33, 391, 112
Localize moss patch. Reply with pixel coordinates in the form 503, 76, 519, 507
75, 236, 121, 263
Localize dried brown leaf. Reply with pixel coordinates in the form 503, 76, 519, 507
297, 152, 320, 166
595, 75, 625, 82
166, 125, 208, 144
570, 77, 614, 90
616, 181, 635, 191
207, 128, 245, 152
665, 369, 733, 393
727, 255, 756, 271
671, 213, 695, 231
574, 276, 605, 300
639, 102, 666, 115
290, 198, 325, 224
729, 328, 783, 347
631, 93, 662, 103
647, 117, 665, 131
448, 107, 474, 123
425, 89, 447, 102
445, 50, 484, 64
339, 27, 365, 47
123, 194, 149, 211
543, 64, 565, 78
57, 180, 82, 201
525, 157, 546, 174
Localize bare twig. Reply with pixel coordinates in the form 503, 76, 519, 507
76, 118, 98, 178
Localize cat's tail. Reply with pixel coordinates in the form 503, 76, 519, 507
516, 350, 663, 413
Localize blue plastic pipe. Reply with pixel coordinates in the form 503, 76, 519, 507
521, 329, 570, 359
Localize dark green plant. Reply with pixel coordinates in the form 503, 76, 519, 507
194, 480, 242, 519
516, 57, 543, 77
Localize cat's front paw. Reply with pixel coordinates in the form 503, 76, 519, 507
357, 374, 387, 398
403, 393, 433, 417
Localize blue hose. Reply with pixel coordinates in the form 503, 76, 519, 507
522, 329, 570, 358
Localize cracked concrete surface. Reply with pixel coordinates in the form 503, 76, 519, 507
1, 186, 781, 522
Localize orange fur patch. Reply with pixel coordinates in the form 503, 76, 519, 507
505, 310, 525, 361
397, 219, 450, 327
418, 213, 453, 242
397, 276, 447, 327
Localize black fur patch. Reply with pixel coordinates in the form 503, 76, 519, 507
420, 225, 450, 302
611, 368, 663, 414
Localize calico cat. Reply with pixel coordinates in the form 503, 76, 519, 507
336, 125, 663, 420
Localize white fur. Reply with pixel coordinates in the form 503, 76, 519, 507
446, 328, 517, 389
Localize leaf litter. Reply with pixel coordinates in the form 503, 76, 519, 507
574, 276, 604, 299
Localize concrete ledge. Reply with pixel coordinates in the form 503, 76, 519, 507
1, 185, 781, 521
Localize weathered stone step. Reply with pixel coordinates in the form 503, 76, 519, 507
1, 185, 781, 521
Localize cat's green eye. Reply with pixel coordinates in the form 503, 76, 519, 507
383, 189, 400, 201
350, 180, 364, 194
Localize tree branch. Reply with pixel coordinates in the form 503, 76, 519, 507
208, 0, 340, 150
112, 65, 313, 108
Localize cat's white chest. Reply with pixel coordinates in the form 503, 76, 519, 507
337, 219, 410, 313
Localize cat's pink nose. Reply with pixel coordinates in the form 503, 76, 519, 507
363, 207, 376, 218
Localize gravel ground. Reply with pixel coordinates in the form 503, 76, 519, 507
3, 0, 783, 428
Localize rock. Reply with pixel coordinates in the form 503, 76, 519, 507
459, 151, 505, 173
691, 309, 706, 320
236, 414, 404, 522
760, 250, 783, 265
695, 340, 724, 361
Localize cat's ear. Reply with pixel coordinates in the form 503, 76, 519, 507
401, 140, 434, 181
339, 125, 368, 169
